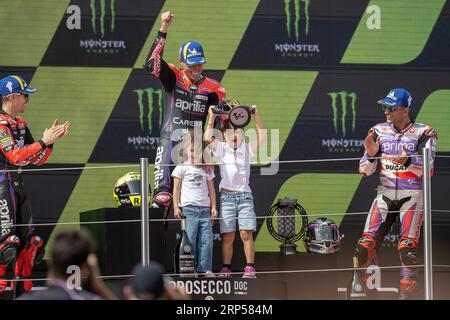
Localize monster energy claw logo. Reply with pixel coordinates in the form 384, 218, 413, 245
128, 87, 163, 149
133, 88, 163, 134
90, 0, 115, 37
276, 0, 318, 56
322, 91, 363, 152
327, 91, 357, 138
79, 0, 126, 52
284, 0, 310, 42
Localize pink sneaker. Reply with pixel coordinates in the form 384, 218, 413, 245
218, 267, 232, 278
242, 266, 257, 279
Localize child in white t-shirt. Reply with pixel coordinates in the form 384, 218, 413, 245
172, 132, 218, 276
204, 104, 266, 278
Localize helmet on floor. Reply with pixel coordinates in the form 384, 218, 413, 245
113, 172, 151, 207
304, 217, 342, 254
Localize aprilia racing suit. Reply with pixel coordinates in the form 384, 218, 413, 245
356, 121, 437, 296
0, 110, 50, 295
144, 31, 226, 205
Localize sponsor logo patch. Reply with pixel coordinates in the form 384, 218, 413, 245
195, 94, 208, 101
1, 140, 13, 148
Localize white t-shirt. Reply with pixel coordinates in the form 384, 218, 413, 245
213, 142, 254, 192
172, 164, 215, 207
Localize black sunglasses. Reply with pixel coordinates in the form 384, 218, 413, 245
381, 103, 404, 112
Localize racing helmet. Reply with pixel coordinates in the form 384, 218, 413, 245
113, 172, 151, 207
304, 217, 342, 254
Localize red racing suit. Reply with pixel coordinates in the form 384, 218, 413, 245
0, 110, 51, 295
144, 31, 226, 200
357, 121, 437, 291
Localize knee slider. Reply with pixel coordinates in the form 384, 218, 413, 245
153, 192, 172, 208
398, 238, 418, 266
29, 236, 45, 265
0, 235, 20, 265
355, 234, 376, 266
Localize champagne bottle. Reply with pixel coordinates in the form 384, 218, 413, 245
174, 217, 196, 277
346, 256, 367, 300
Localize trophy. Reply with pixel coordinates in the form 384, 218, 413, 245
266, 198, 309, 255
212, 99, 255, 128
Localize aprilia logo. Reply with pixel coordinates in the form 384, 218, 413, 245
154, 146, 164, 189
0, 199, 12, 237
175, 99, 206, 113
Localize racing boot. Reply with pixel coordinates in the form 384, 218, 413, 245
0, 235, 20, 294
399, 273, 417, 300
14, 236, 44, 295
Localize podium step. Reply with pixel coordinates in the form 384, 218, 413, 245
168, 277, 287, 300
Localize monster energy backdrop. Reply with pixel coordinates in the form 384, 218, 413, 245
1, 0, 450, 288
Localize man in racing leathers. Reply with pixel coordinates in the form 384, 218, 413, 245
0, 75, 69, 297
144, 11, 226, 211
355, 88, 437, 300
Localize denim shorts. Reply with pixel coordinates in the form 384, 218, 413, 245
219, 192, 256, 233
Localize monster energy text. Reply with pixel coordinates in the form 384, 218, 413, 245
79, 0, 127, 53
275, 0, 320, 57
322, 91, 364, 152
128, 88, 163, 150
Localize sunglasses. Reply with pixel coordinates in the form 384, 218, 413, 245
381, 103, 404, 112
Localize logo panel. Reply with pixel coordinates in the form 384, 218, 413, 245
128, 87, 163, 150
41, 0, 164, 66
230, 0, 367, 69
277, 0, 320, 58
88, 70, 164, 162
322, 91, 363, 153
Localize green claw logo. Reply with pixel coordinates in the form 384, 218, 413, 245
284, 0, 311, 42
133, 88, 164, 134
90, 0, 116, 37
327, 91, 357, 137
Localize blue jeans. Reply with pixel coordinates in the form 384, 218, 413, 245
181, 205, 213, 273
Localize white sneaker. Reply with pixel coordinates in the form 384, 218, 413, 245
204, 271, 216, 278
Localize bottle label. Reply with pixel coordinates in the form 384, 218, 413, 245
180, 254, 195, 259
180, 267, 195, 271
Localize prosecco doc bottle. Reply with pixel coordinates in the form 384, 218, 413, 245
174, 217, 196, 277
346, 256, 367, 300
